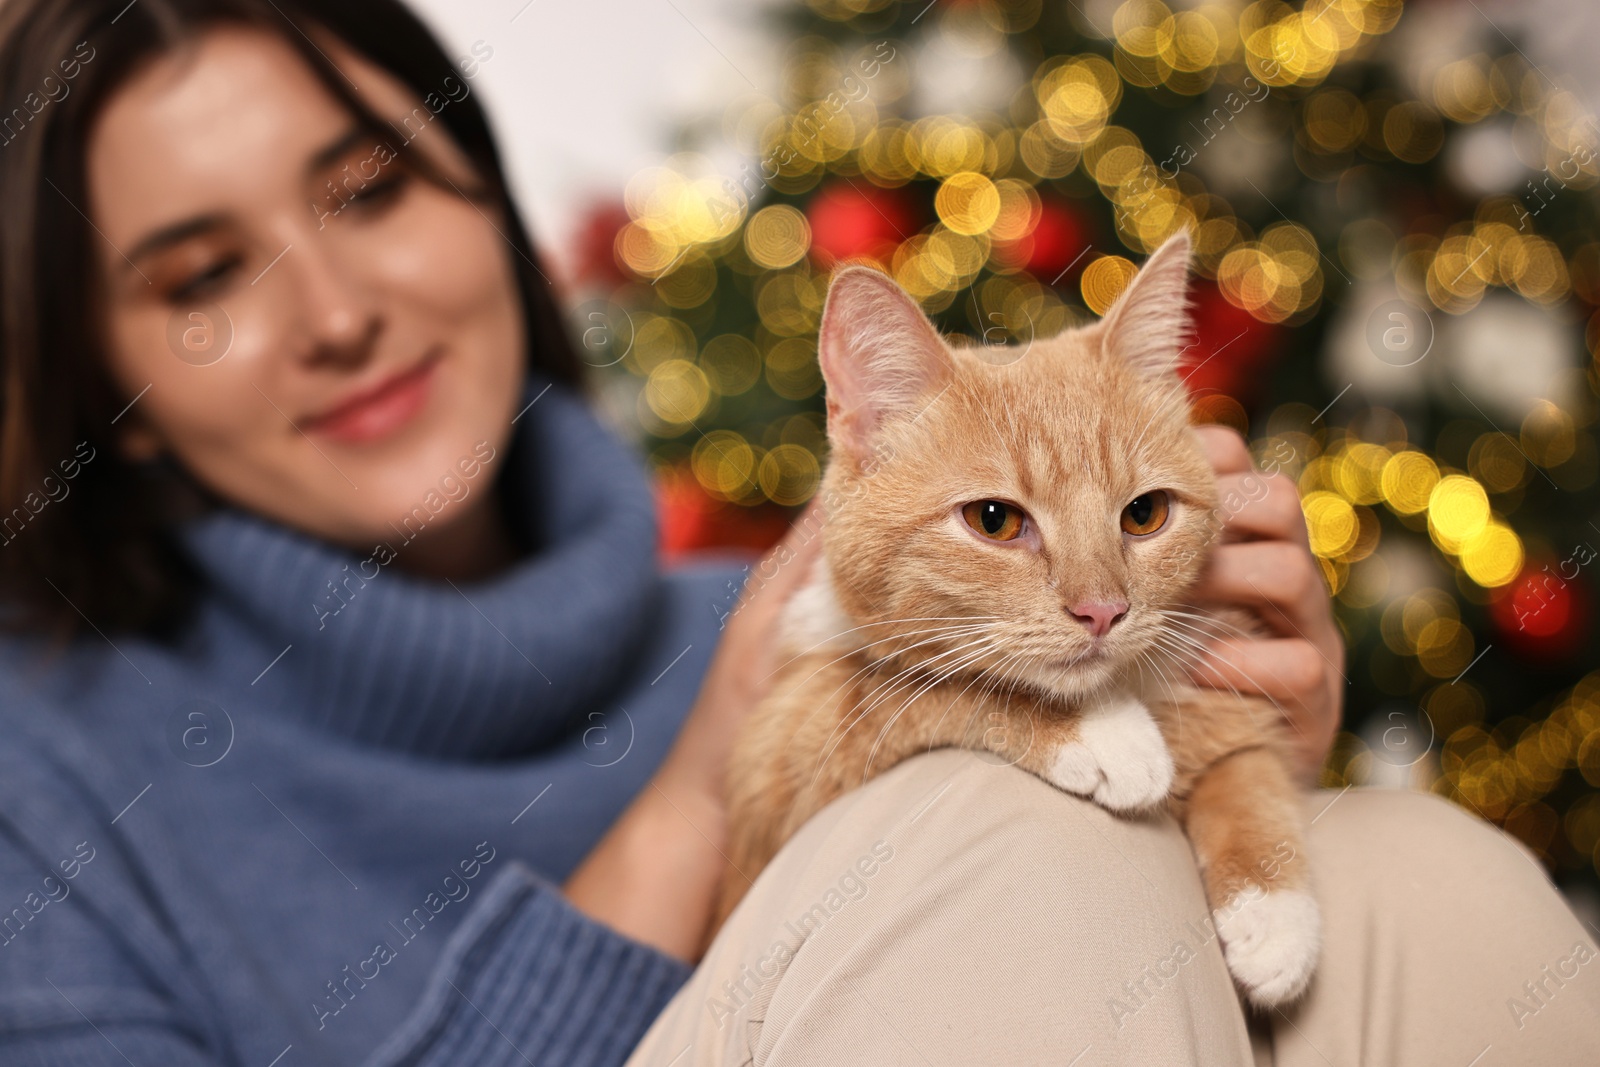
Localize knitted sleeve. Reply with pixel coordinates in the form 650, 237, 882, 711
0, 818, 689, 1067
365, 863, 692, 1067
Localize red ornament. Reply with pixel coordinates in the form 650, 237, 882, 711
569, 200, 632, 288
1179, 280, 1283, 407
655, 467, 792, 563
807, 182, 919, 268
1490, 559, 1591, 662
1023, 198, 1090, 279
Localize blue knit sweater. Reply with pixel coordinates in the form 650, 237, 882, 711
0, 378, 746, 1066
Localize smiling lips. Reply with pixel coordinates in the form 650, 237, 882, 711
304, 349, 441, 444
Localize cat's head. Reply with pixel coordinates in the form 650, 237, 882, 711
814, 232, 1220, 703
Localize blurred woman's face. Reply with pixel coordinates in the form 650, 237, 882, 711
87, 26, 525, 562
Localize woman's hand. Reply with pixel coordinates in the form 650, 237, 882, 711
1184, 426, 1345, 783
565, 505, 823, 961
655, 500, 826, 818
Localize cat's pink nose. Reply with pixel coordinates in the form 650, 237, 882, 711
1069, 600, 1128, 638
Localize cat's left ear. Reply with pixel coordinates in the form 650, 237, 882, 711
817, 265, 952, 467
1098, 231, 1193, 377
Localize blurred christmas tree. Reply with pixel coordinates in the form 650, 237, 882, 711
566, 0, 1600, 895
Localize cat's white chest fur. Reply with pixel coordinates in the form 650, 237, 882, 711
777, 557, 862, 655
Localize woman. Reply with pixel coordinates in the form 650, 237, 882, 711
0, 1, 1591, 1065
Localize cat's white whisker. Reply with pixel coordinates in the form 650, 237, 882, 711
778, 630, 999, 771
777, 622, 999, 732
1132, 646, 1190, 751
1159, 623, 1235, 657
838, 636, 999, 739
776, 614, 1003, 662
813, 625, 998, 708
925, 646, 1026, 743
1148, 631, 1297, 736
778, 622, 999, 704
771, 619, 1003, 688
876, 643, 1011, 751
861, 639, 1008, 777
952, 647, 1039, 756
1161, 608, 1255, 641
946, 660, 1016, 756
1160, 617, 1268, 661
809, 635, 999, 783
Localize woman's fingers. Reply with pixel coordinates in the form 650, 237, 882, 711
1189, 422, 1345, 781
1197, 427, 1309, 546
1194, 424, 1253, 475
1211, 469, 1308, 544
1190, 541, 1331, 641
716, 501, 824, 690
662, 503, 827, 814
1187, 636, 1326, 704
725, 504, 822, 650
1189, 538, 1346, 781
1185, 635, 1342, 778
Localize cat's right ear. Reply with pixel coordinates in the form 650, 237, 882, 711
817, 266, 951, 468
1098, 231, 1193, 378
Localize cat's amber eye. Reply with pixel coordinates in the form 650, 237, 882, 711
962, 500, 1025, 542
1121, 491, 1170, 536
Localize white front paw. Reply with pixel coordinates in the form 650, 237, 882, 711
1214, 889, 1321, 1008
1046, 696, 1174, 812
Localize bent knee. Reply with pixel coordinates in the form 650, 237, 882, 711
702, 751, 1250, 1063
754, 749, 1208, 935
1308, 787, 1551, 898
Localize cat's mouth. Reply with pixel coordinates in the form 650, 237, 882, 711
1059, 644, 1111, 668
1033, 645, 1122, 702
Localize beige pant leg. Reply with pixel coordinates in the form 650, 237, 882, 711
627, 755, 1600, 1066
626, 748, 1255, 1067
1262, 788, 1600, 1067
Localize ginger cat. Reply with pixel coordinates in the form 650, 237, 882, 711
715, 233, 1320, 1007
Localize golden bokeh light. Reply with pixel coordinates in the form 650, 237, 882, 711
744, 205, 813, 269
691, 430, 757, 499
1334, 442, 1392, 505
653, 252, 717, 309
1303, 490, 1359, 558
1459, 521, 1524, 588
1381, 450, 1441, 515
765, 337, 824, 400
643, 359, 711, 431
625, 314, 696, 376
758, 443, 822, 505
1417, 616, 1474, 678
1469, 432, 1529, 493
1037, 54, 1121, 144
1303, 88, 1367, 153
1081, 255, 1137, 314
1521, 400, 1577, 468
935, 172, 1002, 236
699, 334, 764, 396
1382, 101, 1445, 164
1434, 56, 1501, 124
755, 271, 824, 336
1427, 475, 1491, 553
990, 178, 1043, 242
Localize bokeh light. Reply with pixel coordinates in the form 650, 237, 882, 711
586, 0, 1600, 889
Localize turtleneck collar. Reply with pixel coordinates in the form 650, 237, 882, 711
179, 375, 665, 760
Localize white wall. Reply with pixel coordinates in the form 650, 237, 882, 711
405, 0, 1598, 279
405, 0, 782, 273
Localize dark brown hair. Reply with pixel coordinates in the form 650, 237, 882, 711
0, 0, 583, 638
